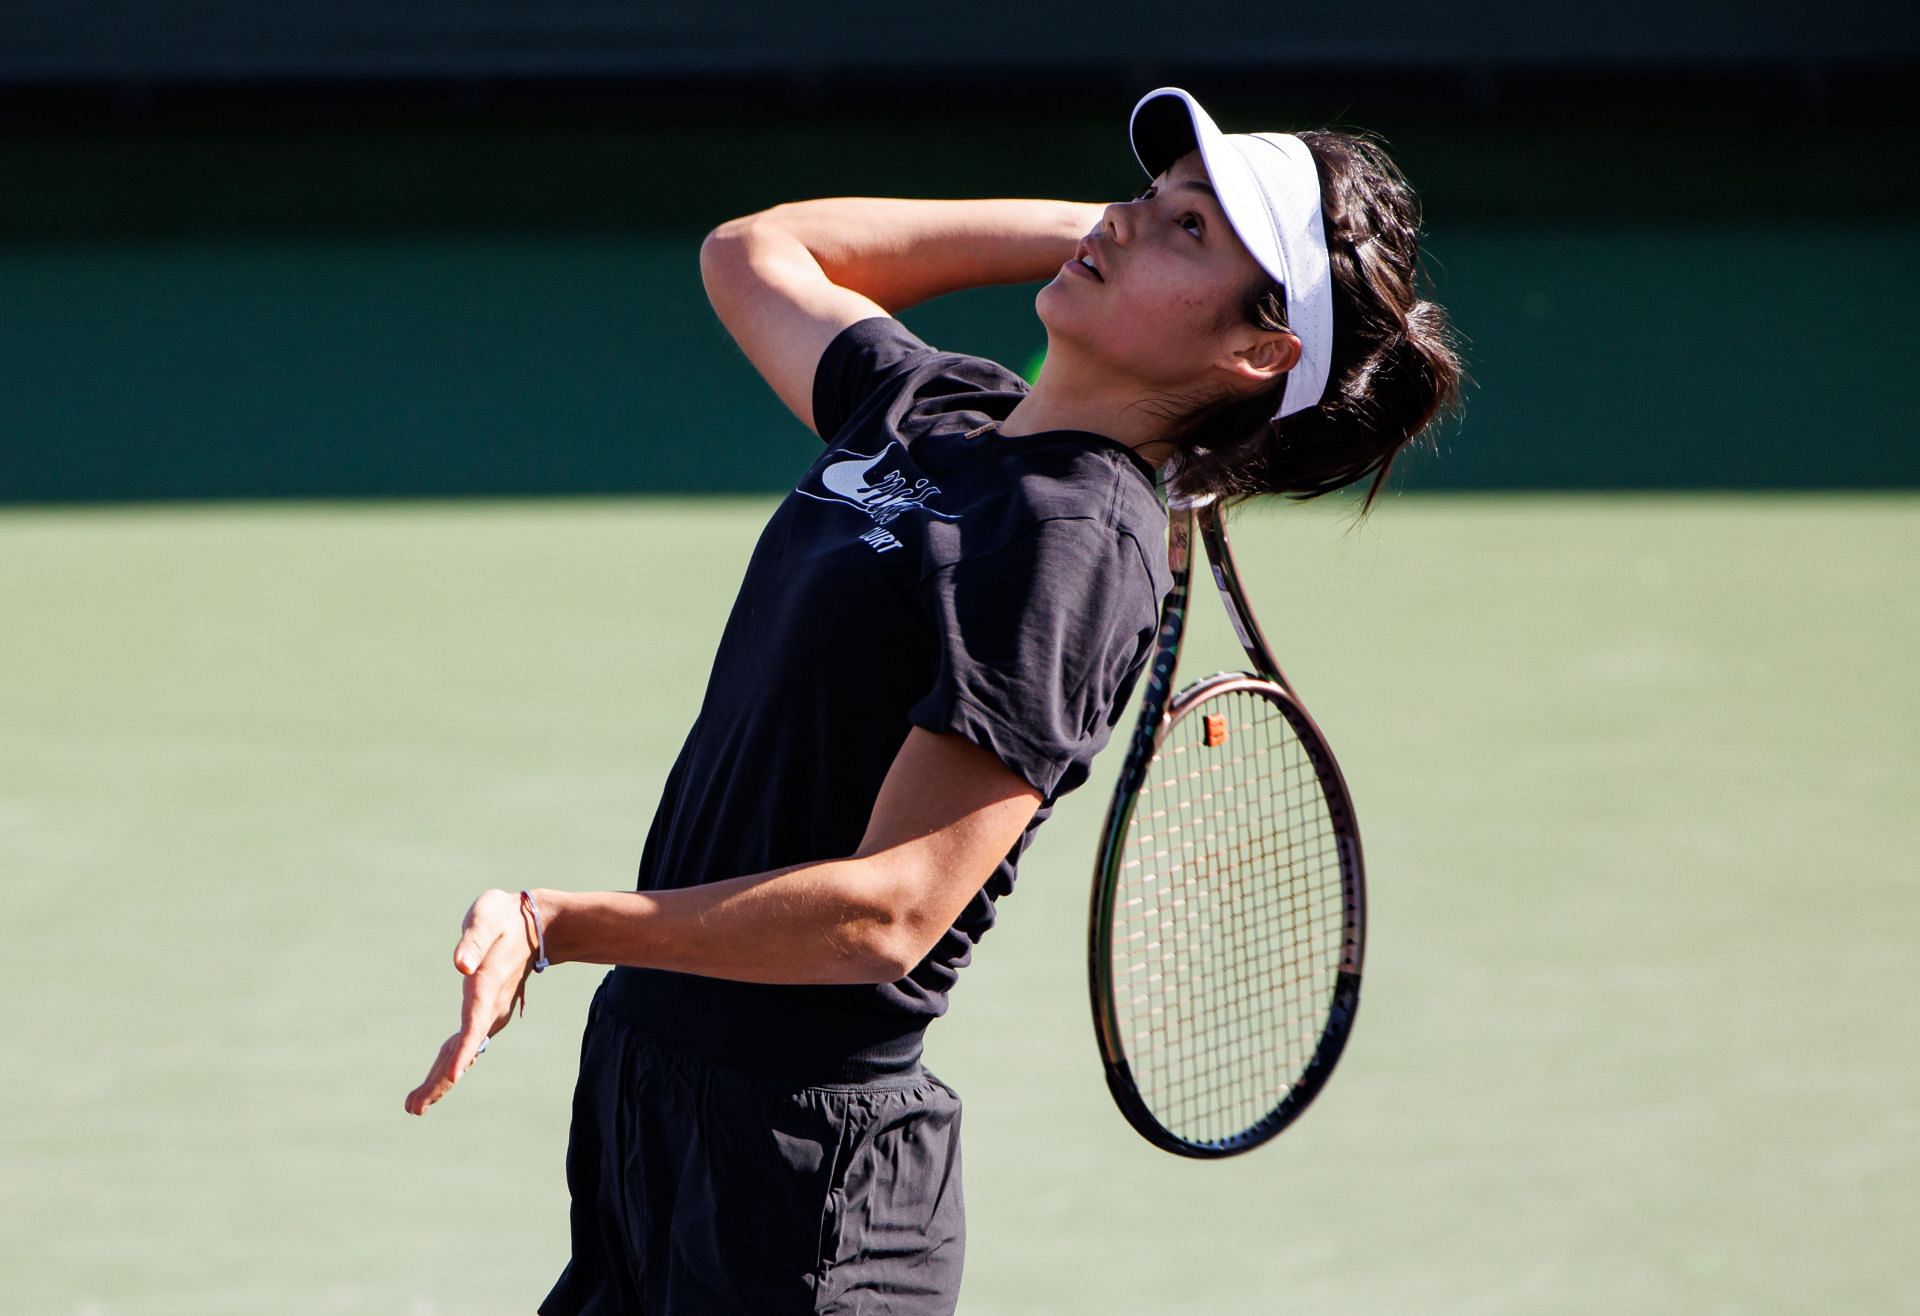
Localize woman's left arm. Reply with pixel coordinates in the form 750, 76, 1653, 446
404, 727, 1040, 1115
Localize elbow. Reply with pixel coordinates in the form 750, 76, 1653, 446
699, 220, 747, 275
700, 208, 784, 262
857, 924, 929, 986
698, 218, 752, 282
699, 213, 793, 309
845, 857, 943, 985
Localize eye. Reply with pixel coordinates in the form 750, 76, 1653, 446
1133, 186, 1204, 239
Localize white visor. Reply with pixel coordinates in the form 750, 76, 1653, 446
1128, 87, 1335, 421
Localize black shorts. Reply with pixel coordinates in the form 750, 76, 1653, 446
538, 979, 966, 1315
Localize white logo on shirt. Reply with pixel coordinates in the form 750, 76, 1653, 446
797, 445, 956, 553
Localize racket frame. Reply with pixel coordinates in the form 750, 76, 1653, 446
1087, 499, 1369, 1158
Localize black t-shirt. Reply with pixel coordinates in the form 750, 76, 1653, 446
600, 315, 1173, 1081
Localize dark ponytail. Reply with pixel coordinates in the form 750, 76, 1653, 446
1157, 127, 1467, 515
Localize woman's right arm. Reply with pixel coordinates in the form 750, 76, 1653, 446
699, 197, 1105, 438
403, 726, 1043, 1115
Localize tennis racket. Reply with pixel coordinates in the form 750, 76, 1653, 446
1088, 495, 1366, 1158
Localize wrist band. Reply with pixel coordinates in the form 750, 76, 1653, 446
520, 888, 551, 973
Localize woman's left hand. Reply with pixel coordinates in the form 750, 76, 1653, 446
404, 888, 537, 1116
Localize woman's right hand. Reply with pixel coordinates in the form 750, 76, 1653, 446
403, 888, 539, 1116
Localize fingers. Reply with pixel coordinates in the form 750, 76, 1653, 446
405, 954, 522, 1117
453, 888, 513, 975
403, 1022, 500, 1116
404, 1032, 463, 1115
453, 957, 497, 1062
408, 888, 532, 1118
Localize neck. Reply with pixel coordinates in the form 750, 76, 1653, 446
995, 349, 1175, 469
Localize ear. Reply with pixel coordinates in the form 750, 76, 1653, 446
1216, 330, 1301, 389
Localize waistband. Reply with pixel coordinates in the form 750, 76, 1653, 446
597, 965, 929, 1085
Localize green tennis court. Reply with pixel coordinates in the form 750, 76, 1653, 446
3, 493, 1914, 1313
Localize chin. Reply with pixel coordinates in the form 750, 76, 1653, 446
1031, 283, 1097, 351
1034, 286, 1191, 389
1033, 277, 1064, 320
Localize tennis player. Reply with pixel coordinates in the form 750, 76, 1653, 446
405, 87, 1461, 1313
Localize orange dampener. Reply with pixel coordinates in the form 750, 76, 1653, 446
1203, 714, 1228, 747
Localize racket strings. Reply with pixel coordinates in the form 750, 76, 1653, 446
1111, 685, 1347, 1146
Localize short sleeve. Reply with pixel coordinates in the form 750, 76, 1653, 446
908, 518, 1160, 802
811, 315, 943, 444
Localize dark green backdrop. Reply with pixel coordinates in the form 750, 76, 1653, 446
2, 101, 1915, 500
6, 1, 1913, 81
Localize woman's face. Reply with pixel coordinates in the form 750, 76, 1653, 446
1038, 147, 1292, 396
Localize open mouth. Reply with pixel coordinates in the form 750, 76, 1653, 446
1066, 254, 1104, 282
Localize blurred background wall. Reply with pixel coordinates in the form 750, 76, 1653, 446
2, 0, 1916, 501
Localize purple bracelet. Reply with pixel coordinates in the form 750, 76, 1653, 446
520, 889, 551, 973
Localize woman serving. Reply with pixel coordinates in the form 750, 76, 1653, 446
406, 86, 1463, 1314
